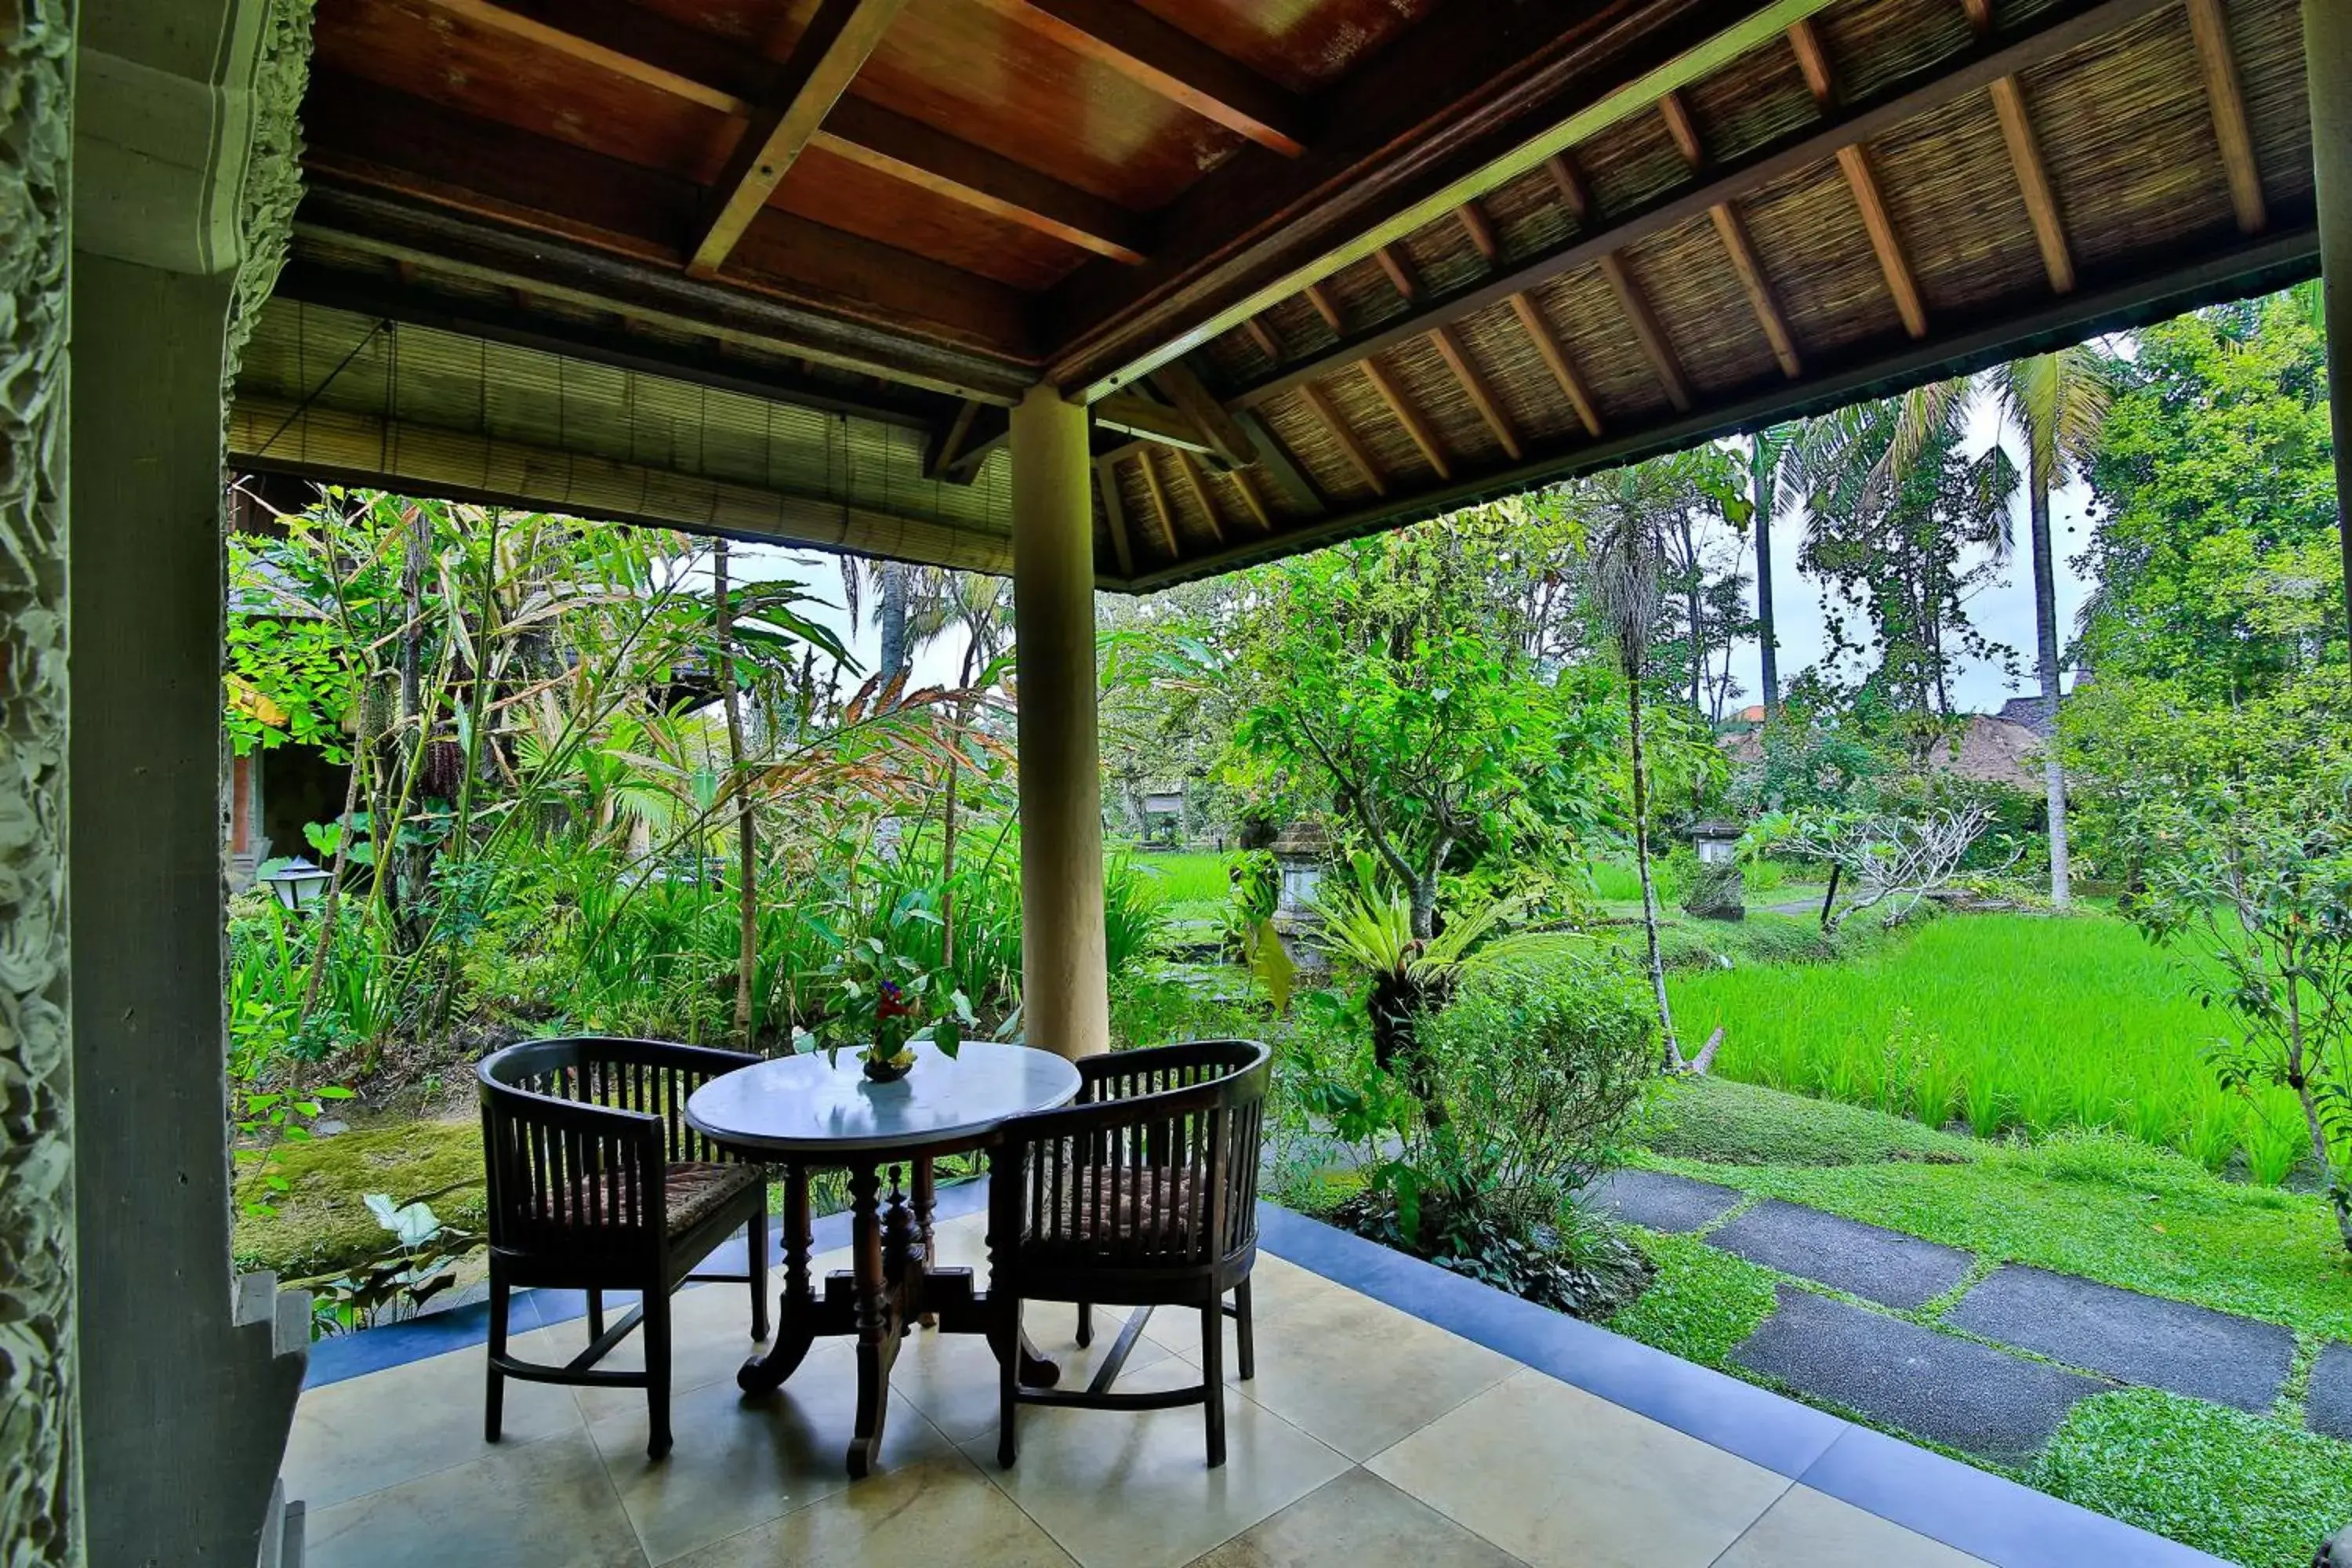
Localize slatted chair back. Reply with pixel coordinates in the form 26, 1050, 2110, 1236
996, 1039, 1270, 1279
477, 1036, 750, 1270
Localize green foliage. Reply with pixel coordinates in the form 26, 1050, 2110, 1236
301, 1194, 481, 1338
809, 895, 975, 1070
2034, 1389, 2352, 1568
1639, 1073, 1979, 1167
1669, 913, 2305, 1166
1604, 1229, 1780, 1368
2082, 293, 2343, 699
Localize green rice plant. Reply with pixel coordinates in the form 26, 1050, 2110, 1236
2241, 1111, 2310, 1187
1668, 913, 2306, 1168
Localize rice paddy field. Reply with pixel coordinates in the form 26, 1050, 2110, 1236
1668, 913, 2314, 1184
1124, 848, 1232, 921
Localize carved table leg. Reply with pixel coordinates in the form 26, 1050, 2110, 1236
845, 1163, 902, 1478
737, 1163, 816, 1395
912, 1156, 937, 1327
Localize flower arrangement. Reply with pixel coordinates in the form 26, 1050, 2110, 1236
814, 925, 974, 1082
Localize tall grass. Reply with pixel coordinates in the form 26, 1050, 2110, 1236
1127, 849, 1232, 909
1668, 914, 2310, 1181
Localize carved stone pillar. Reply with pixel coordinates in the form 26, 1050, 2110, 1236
0, 5, 82, 1563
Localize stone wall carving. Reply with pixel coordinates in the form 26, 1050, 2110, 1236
0, 2, 80, 1563
223, 0, 312, 394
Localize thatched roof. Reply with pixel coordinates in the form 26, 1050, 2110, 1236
239, 0, 2318, 585
1722, 710, 2048, 789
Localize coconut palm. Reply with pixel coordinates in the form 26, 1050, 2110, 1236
1860, 349, 2111, 906
1749, 424, 1801, 718
840, 557, 912, 679
1588, 488, 1681, 1069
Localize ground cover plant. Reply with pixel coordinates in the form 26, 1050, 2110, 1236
1667, 913, 2312, 1175
1603, 1076, 2352, 1568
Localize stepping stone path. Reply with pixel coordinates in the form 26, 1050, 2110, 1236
1733, 1287, 2111, 1464
2310, 1344, 2352, 1442
1583, 1170, 1741, 1233
1705, 1199, 1973, 1309
1947, 1266, 2296, 1414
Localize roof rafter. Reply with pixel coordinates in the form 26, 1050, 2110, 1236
2184, 0, 2268, 234
1988, 76, 2075, 293
689, 0, 910, 278
1094, 454, 1137, 577
1297, 381, 1386, 495
1506, 292, 1604, 437
1149, 360, 1258, 466
1135, 447, 1183, 555
1788, 18, 1928, 338
1599, 252, 1693, 411
1659, 88, 1802, 377
971, 0, 1308, 156
1225, 0, 2173, 412
1229, 466, 1275, 532
1359, 358, 1453, 477
1171, 449, 1228, 543
1428, 324, 1523, 459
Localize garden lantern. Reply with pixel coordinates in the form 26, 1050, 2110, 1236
1269, 821, 1331, 928
261, 855, 332, 912
1686, 821, 1746, 921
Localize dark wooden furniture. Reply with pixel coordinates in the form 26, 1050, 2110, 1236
477, 1036, 771, 1459
682, 1040, 1083, 1476
986, 1038, 1272, 1469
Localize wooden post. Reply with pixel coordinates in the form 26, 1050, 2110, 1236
1010, 385, 1110, 1059
2309, 0, 2352, 655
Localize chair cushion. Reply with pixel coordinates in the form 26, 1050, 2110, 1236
1041, 1163, 1202, 1248
566, 1160, 757, 1236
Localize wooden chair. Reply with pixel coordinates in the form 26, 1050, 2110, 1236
477, 1036, 770, 1458
986, 1039, 1272, 1468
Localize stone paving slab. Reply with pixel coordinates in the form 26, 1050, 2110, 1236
1706, 1199, 1974, 1309
1583, 1169, 1744, 1234
1947, 1266, 2294, 1414
1734, 1287, 2111, 1465
2307, 1343, 2352, 1441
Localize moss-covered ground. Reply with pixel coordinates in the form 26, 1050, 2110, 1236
233, 1117, 485, 1279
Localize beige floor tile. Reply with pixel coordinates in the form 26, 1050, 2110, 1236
893, 1298, 1168, 1443
1189, 1466, 1527, 1567
666, 1451, 1076, 1567
589, 1337, 953, 1566
1712, 1484, 1990, 1568
285, 1335, 583, 1510
962, 1356, 1352, 1568
304, 1428, 644, 1568
558, 1283, 775, 1427
1366, 1370, 1789, 1568
1176, 1282, 1517, 1460
1142, 1254, 1347, 1361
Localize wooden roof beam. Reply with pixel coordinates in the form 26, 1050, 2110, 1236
1789, 17, 1929, 338
1375, 245, 1421, 302
1243, 318, 1283, 361
1301, 281, 1345, 334
1224, 0, 2168, 412
1506, 292, 1604, 438
1229, 466, 1275, 532
1428, 324, 1522, 459
972, 0, 1307, 157
1661, 90, 1802, 377
2185, 0, 2268, 234
1149, 360, 1258, 466
1094, 390, 1220, 455
1171, 449, 1228, 543
1599, 252, 1693, 412
1359, 358, 1453, 478
1455, 201, 1501, 263
1094, 454, 1136, 577
1296, 382, 1386, 495
1234, 409, 1325, 514
1135, 448, 1183, 556
925, 398, 985, 480
1988, 77, 2075, 292
689, 0, 909, 278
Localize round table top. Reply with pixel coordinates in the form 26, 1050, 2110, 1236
684, 1041, 1083, 1159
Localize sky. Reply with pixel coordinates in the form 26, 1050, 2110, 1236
732, 391, 2099, 720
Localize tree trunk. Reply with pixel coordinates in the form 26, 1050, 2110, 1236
879, 562, 910, 679
1628, 678, 1680, 1068
1754, 434, 1781, 717
715, 541, 758, 1044
2027, 475, 2071, 908
1408, 871, 1439, 942
940, 635, 979, 976
1680, 516, 1705, 722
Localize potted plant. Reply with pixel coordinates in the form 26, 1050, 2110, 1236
815, 924, 975, 1083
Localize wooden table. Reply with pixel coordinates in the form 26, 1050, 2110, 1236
683, 1041, 1082, 1475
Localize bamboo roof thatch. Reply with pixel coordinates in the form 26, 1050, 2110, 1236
234, 0, 2321, 586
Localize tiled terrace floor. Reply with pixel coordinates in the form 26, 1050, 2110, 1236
286, 1196, 2223, 1568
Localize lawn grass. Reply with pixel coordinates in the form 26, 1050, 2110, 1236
1606, 1229, 1780, 1366
2033, 1389, 2352, 1568
1641, 1073, 1979, 1166
1666, 912, 2310, 1178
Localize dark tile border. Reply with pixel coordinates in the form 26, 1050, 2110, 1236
1252, 1203, 2234, 1568
302, 1181, 2228, 1568
302, 1175, 990, 1388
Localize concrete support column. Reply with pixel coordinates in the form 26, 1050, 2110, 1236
2310, 0, 2352, 649
1009, 385, 1109, 1060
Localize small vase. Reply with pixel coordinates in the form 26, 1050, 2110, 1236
862, 1052, 913, 1084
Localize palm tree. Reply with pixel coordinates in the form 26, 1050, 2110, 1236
1749, 425, 1800, 718
840, 557, 912, 680
713, 539, 757, 1042
1988, 351, 2111, 909
1863, 350, 2111, 906
902, 568, 1014, 972
1590, 492, 1681, 1070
